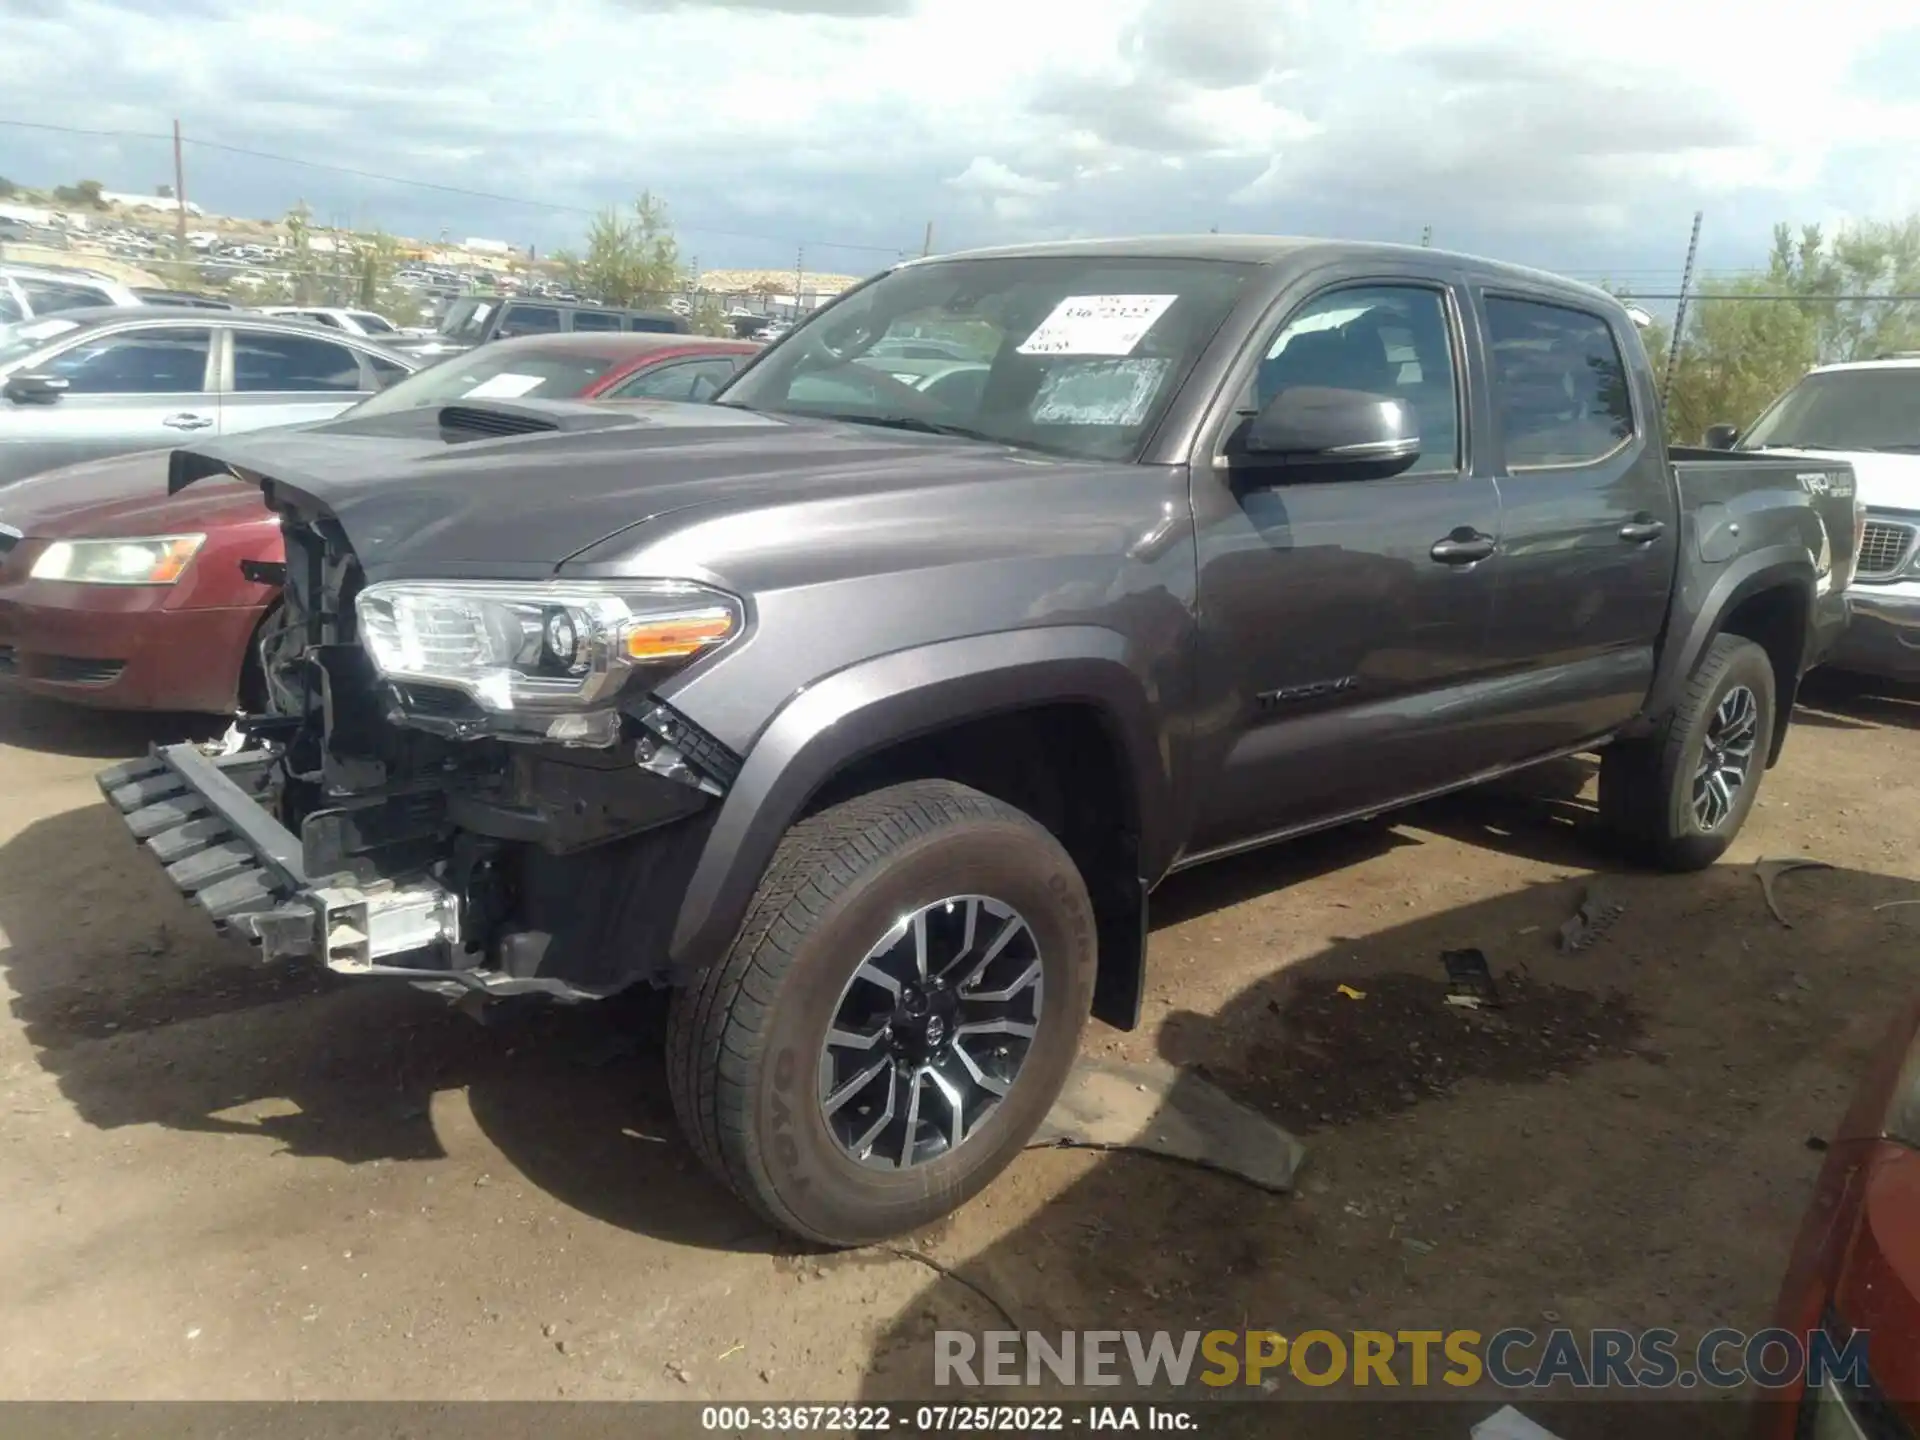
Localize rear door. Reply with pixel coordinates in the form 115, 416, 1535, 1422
1, 322, 216, 481
219, 326, 378, 435
1472, 290, 1679, 753
1186, 273, 1508, 856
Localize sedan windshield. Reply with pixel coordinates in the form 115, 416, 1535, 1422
719, 255, 1257, 462
348, 345, 624, 417
1739, 368, 1920, 453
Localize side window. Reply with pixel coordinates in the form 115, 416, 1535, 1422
1484, 296, 1635, 469
20, 278, 113, 315
233, 331, 367, 392
367, 353, 411, 390
306, 312, 344, 330
613, 357, 737, 401
497, 305, 561, 338
1243, 284, 1461, 474
627, 315, 682, 333
46, 327, 212, 394
570, 310, 623, 332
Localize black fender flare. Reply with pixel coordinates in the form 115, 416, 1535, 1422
1643, 546, 1814, 763
665, 626, 1172, 984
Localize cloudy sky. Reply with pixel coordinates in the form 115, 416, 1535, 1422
1, 0, 1916, 290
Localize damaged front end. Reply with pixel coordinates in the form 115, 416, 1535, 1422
98, 472, 742, 1002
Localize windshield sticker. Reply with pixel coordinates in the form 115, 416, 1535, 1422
1029, 358, 1170, 426
460, 372, 546, 400
1017, 294, 1178, 357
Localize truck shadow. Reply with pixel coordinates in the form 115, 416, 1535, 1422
0, 757, 1898, 1273
846, 856, 1916, 1440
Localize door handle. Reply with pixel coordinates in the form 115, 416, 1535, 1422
162, 413, 213, 430
1619, 517, 1666, 544
1430, 531, 1496, 565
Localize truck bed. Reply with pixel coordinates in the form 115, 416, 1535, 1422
1669, 447, 1861, 588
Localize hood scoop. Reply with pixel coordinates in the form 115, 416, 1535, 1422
436, 400, 641, 442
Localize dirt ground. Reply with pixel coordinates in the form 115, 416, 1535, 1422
0, 674, 1914, 1417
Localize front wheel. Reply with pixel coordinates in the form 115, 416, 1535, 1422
1600, 633, 1776, 871
666, 780, 1097, 1246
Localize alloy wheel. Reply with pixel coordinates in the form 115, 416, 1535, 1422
817, 895, 1044, 1171
1691, 683, 1759, 831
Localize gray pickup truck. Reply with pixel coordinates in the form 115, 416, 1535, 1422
96, 237, 1859, 1245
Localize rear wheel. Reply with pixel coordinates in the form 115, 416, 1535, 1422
666, 780, 1096, 1246
1600, 633, 1776, 871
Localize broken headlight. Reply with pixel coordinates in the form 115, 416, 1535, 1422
355, 579, 742, 744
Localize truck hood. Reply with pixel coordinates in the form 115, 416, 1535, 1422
166, 398, 1068, 580
1758, 447, 1920, 512
0, 448, 269, 540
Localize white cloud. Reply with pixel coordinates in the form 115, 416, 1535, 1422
0, 0, 1916, 281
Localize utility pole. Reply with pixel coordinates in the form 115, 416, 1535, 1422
1664, 210, 1704, 411
1420, 224, 1432, 248
921, 221, 934, 257
171, 118, 189, 281
794, 244, 805, 319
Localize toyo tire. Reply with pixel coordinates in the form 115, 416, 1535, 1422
666, 779, 1097, 1247
1600, 633, 1777, 872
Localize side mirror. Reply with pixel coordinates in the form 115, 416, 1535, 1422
1236, 386, 1420, 479
1703, 422, 1739, 450
3, 372, 70, 405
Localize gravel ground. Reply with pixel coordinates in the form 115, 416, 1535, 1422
0, 674, 1913, 1415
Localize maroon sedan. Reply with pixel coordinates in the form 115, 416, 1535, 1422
0, 333, 760, 713
1755, 997, 1920, 1438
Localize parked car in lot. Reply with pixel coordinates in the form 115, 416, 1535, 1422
132, 288, 243, 311
1707, 355, 1920, 682
97, 236, 1859, 1246
0, 333, 756, 712
1756, 997, 1919, 1437
386, 297, 692, 360
1, 262, 144, 323
0, 307, 417, 487
257, 305, 408, 340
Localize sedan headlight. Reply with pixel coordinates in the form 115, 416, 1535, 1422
30, 535, 205, 585
354, 579, 742, 743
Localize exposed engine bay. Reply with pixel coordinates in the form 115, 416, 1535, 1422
102, 489, 742, 1003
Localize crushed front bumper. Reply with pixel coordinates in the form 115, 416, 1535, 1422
96, 743, 590, 1000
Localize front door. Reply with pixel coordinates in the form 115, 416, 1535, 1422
1186, 278, 1506, 857
0, 323, 217, 483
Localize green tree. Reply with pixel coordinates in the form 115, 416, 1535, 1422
1648, 216, 1920, 443
51, 178, 105, 208
554, 192, 684, 307
0, 176, 16, 199
282, 201, 318, 305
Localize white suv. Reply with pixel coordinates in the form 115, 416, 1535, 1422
0, 264, 144, 324
1718, 355, 1920, 680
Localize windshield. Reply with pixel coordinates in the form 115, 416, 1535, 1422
719, 255, 1257, 461
439, 299, 494, 342
349, 345, 624, 417
0, 316, 82, 371
1739, 368, 1920, 453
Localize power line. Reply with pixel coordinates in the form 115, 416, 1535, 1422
0, 116, 910, 257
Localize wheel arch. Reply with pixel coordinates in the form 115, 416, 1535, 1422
665, 627, 1173, 1030
1646, 548, 1814, 768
